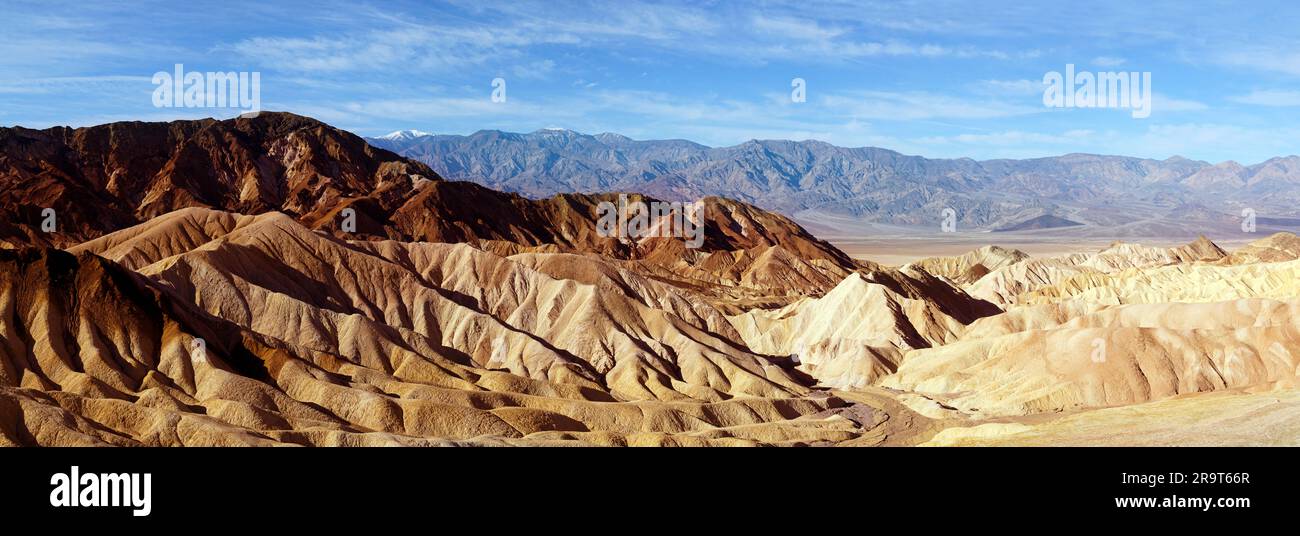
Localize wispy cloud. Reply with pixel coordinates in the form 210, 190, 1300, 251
822, 90, 1041, 120
749, 15, 847, 41
1210, 45, 1300, 76
1228, 89, 1300, 107
913, 128, 1098, 149
221, 1, 1034, 74
225, 26, 554, 73
5, 0, 1300, 164
0, 75, 151, 94
971, 79, 1043, 96
513, 60, 556, 80
1154, 93, 1208, 112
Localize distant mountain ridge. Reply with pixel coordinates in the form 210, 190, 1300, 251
993, 214, 1083, 232
367, 129, 1300, 232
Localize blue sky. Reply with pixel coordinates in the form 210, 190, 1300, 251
5, 0, 1300, 163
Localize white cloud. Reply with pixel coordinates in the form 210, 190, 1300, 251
513, 60, 555, 80
0, 75, 151, 94
972, 79, 1042, 96
1211, 46, 1300, 76
1153, 93, 1208, 112
1092, 56, 1127, 67
341, 96, 565, 121
226, 26, 541, 73
224, 2, 1033, 74
750, 15, 846, 41
822, 90, 1041, 120
1227, 89, 1300, 107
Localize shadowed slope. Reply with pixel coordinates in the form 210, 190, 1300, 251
77, 207, 815, 402
0, 245, 873, 446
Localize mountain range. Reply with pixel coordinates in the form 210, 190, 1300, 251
0, 115, 844, 260
368, 129, 1300, 235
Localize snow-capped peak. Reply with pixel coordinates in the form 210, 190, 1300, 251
377, 129, 432, 141
536, 127, 575, 135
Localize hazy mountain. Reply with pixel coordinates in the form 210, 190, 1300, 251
368, 130, 1300, 232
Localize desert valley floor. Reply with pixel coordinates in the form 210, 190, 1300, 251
1, 113, 1298, 446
